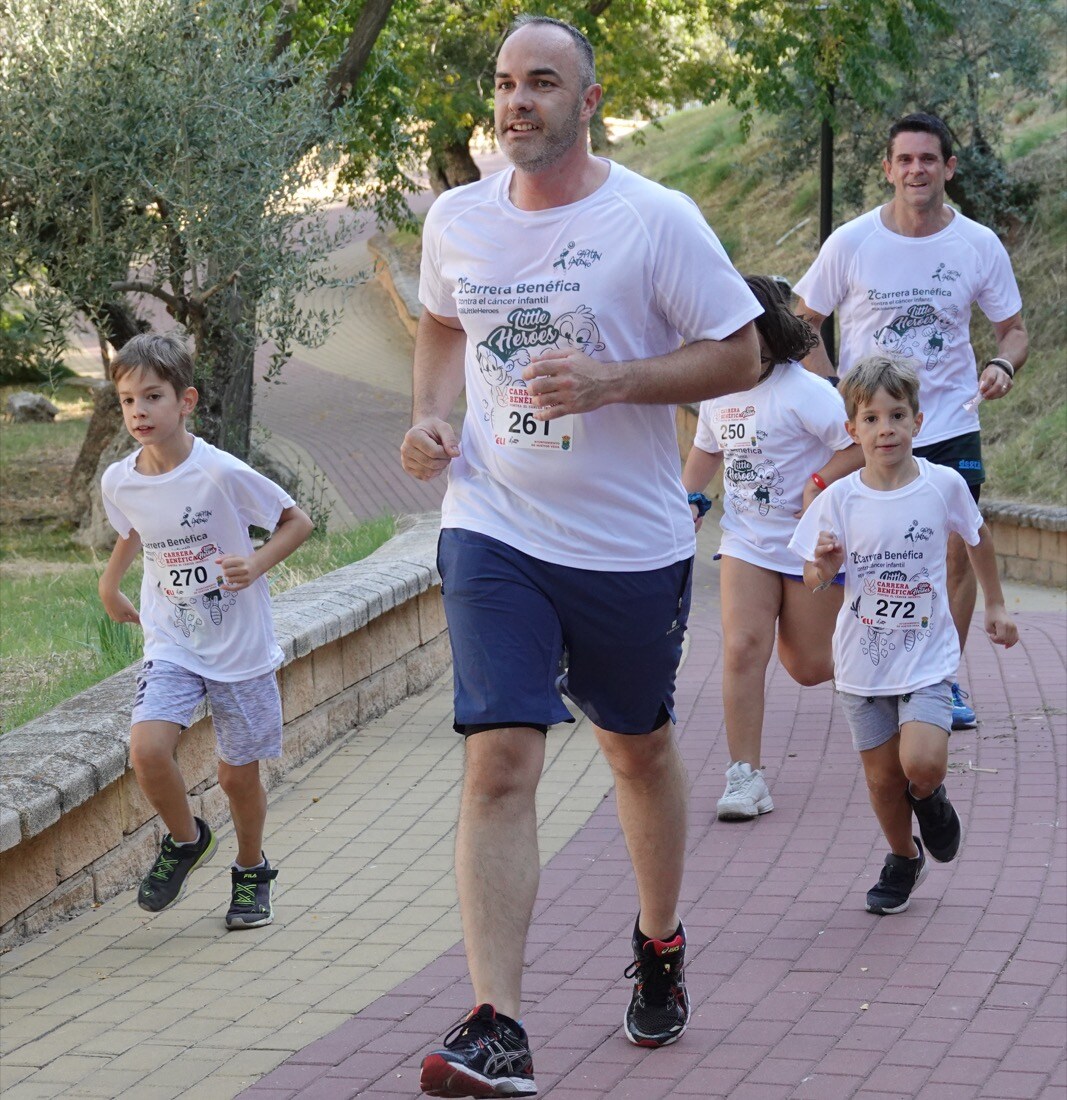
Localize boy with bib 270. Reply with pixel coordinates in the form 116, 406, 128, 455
98, 333, 313, 928
790, 356, 1017, 914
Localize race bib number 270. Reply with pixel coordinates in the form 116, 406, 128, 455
494, 385, 574, 452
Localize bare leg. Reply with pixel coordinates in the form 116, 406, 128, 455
859, 734, 917, 859
130, 721, 197, 842
455, 727, 545, 1019
898, 720, 949, 801
718, 556, 781, 768
217, 760, 267, 866
596, 722, 686, 940
947, 532, 977, 653
777, 577, 842, 687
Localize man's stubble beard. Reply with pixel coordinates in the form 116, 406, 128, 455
498, 97, 584, 173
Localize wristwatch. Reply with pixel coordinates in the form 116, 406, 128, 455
687, 492, 713, 518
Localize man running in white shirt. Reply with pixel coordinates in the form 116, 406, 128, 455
794, 112, 1028, 730
401, 14, 761, 1098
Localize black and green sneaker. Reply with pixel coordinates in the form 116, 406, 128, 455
225, 858, 278, 930
138, 817, 217, 913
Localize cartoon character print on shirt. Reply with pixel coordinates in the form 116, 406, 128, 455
849, 565, 936, 667
475, 306, 604, 451
873, 303, 960, 372
151, 539, 238, 636
723, 432, 785, 516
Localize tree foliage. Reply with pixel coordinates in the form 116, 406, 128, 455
706, 0, 1055, 230
1, 0, 401, 457
367, 0, 725, 191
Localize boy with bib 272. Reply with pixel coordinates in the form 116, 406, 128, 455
791, 355, 1017, 914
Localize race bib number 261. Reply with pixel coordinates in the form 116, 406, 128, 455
494, 385, 574, 452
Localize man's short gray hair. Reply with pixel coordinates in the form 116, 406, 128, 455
504, 15, 597, 90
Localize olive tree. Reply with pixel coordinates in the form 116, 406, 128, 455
1, 0, 400, 459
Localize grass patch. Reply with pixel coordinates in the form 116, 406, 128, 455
0, 517, 396, 732
269, 514, 395, 595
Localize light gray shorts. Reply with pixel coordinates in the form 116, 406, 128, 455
838, 678, 953, 752
132, 659, 283, 766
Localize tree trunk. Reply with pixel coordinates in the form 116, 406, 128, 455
427, 139, 481, 194
69, 299, 147, 512
193, 284, 257, 461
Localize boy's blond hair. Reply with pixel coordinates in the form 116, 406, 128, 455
839, 355, 921, 419
111, 332, 194, 394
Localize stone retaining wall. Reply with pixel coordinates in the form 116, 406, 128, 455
0, 514, 450, 948
676, 403, 1066, 588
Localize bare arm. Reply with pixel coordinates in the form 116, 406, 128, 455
803, 528, 845, 591
401, 309, 467, 480
966, 524, 1018, 647
521, 322, 761, 420
98, 531, 143, 625
681, 445, 724, 495
217, 505, 314, 591
794, 297, 837, 379
978, 312, 1029, 401
797, 443, 865, 516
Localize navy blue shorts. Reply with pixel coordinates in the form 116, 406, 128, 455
437, 528, 693, 736
914, 430, 983, 499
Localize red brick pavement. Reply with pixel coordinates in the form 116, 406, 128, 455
254, 353, 457, 522
240, 544, 1067, 1099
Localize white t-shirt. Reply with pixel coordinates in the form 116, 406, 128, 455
789, 459, 983, 696
794, 206, 1022, 446
419, 160, 763, 571
694, 360, 852, 572
102, 437, 294, 681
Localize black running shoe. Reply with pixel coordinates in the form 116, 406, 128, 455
225, 858, 278, 930
907, 783, 962, 863
420, 1004, 535, 1098
866, 837, 928, 915
623, 920, 690, 1047
138, 817, 217, 913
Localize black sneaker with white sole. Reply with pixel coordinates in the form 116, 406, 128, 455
623, 920, 690, 1047
907, 783, 961, 863
138, 817, 217, 913
866, 836, 928, 914
225, 858, 278, 930
420, 1003, 536, 1097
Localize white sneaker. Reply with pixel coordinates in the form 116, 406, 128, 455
717, 762, 774, 821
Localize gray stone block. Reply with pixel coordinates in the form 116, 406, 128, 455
0, 776, 61, 839
0, 753, 97, 813
0, 806, 22, 852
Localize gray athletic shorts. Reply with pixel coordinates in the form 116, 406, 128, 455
838, 678, 953, 752
132, 659, 283, 766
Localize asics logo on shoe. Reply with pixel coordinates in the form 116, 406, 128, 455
482, 1042, 533, 1077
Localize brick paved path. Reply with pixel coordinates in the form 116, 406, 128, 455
238, 543, 1066, 1099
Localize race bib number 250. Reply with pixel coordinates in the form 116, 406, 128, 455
714, 405, 758, 450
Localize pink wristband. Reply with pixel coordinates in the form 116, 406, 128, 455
811, 472, 828, 491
